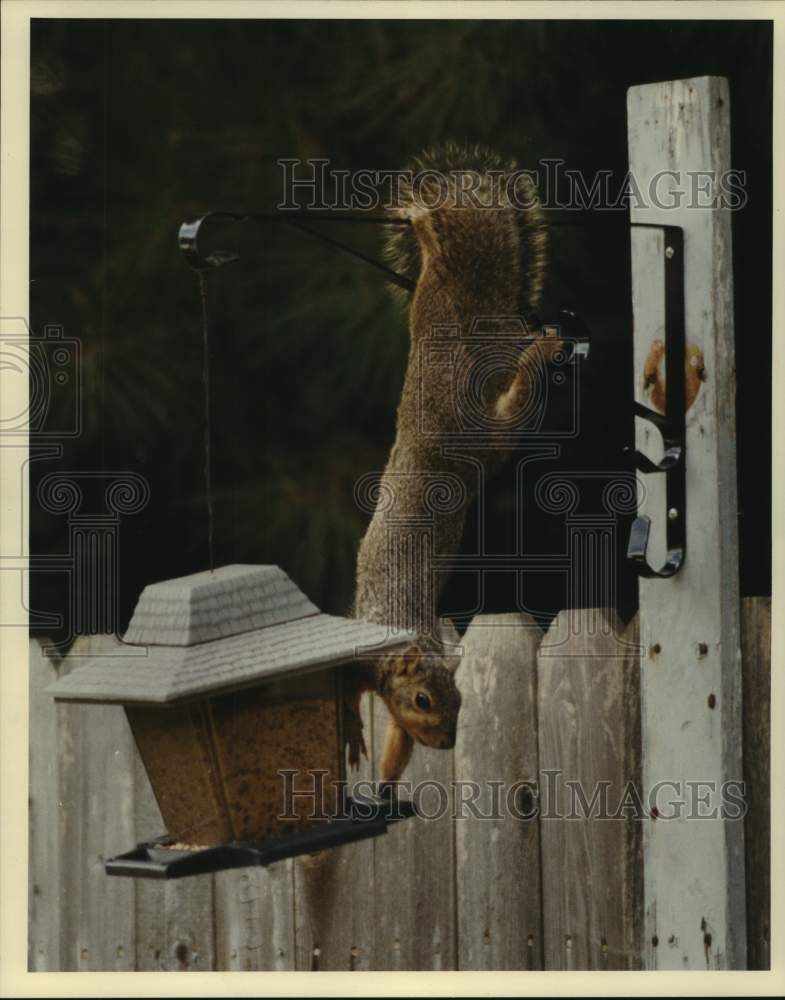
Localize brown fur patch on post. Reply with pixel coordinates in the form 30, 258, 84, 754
643, 339, 707, 414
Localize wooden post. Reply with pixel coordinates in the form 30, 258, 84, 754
627, 75, 745, 968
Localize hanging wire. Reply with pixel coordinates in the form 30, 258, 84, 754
181, 209, 416, 576
197, 271, 215, 572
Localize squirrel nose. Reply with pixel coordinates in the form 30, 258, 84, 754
440, 725, 457, 749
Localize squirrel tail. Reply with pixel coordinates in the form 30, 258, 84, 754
383, 141, 547, 314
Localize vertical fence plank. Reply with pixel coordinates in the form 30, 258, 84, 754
160, 874, 216, 971
371, 693, 456, 970
454, 613, 543, 970
132, 751, 168, 971
537, 610, 642, 970
741, 596, 771, 970
28, 639, 62, 971
214, 861, 295, 970
293, 695, 375, 971
132, 739, 216, 971
628, 75, 745, 969
57, 634, 136, 971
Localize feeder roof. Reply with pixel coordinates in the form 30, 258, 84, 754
46, 564, 413, 705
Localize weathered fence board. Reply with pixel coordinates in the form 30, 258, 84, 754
57, 634, 137, 971
454, 613, 544, 970
628, 75, 745, 969
28, 640, 62, 972
293, 695, 375, 971
158, 872, 216, 972
215, 861, 295, 970
371, 692, 456, 970
537, 610, 642, 970
132, 751, 171, 971
741, 596, 771, 970
132, 737, 217, 972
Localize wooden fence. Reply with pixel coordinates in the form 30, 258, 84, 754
28, 596, 769, 972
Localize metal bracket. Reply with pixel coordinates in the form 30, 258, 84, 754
178, 210, 415, 290
624, 225, 686, 578
177, 209, 684, 579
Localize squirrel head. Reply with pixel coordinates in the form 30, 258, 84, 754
384, 141, 547, 315
377, 645, 461, 750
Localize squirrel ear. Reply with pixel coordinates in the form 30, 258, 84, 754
390, 645, 422, 678
438, 620, 462, 674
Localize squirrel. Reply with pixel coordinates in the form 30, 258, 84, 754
346, 143, 555, 785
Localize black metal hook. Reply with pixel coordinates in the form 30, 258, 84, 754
178, 212, 242, 272
625, 225, 686, 578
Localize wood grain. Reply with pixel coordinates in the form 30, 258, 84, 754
454, 613, 544, 970
628, 75, 745, 969
293, 693, 376, 971
537, 610, 642, 970
371, 693, 456, 970
57, 634, 136, 971
28, 639, 62, 971
132, 729, 216, 971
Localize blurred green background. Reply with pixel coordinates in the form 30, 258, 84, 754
29, 18, 772, 641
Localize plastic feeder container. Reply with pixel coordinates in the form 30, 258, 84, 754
47, 564, 413, 876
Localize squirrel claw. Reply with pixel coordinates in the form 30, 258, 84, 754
344, 709, 367, 770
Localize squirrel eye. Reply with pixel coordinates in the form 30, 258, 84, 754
415, 692, 431, 711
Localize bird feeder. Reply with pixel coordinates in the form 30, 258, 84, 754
47, 563, 414, 878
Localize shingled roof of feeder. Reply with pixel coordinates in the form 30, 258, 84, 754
46, 564, 413, 705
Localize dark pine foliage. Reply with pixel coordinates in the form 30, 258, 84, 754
29, 19, 772, 642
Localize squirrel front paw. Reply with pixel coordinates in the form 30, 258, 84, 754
494, 329, 564, 423
379, 718, 414, 785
